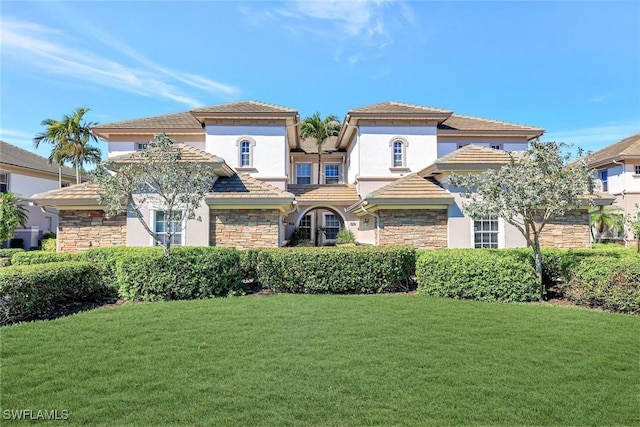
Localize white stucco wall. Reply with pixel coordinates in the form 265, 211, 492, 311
437, 137, 529, 158
346, 131, 360, 184
108, 135, 206, 158
597, 163, 640, 195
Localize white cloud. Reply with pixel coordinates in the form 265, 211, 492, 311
0, 18, 241, 108
543, 120, 640, 152
0, 128, 38, 152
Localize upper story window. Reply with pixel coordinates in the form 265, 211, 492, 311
389, 137, 409, 169
490, 144, 503, 150
296, 163, 311, 185
324, 164, 340, 184
600, 170, 608, 192
0, 172, 8, 193
635, 165, 640, 175
137, 143, 148, 151
236, 137, 256, 169
154, 210, 183, 247
474, 216, 499, 249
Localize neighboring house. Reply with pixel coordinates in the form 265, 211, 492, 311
30, 101, 609, 252
0, 140, 76, 249
587, 133, 640, 241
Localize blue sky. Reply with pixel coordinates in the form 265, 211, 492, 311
1, 1, 639, 161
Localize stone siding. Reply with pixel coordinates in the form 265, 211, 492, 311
538, 209, 590, 248
378, 209, 448, 249
58, 210, 126, 253
210, 209, 280, 249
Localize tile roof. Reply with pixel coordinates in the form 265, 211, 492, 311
367, 173, 453, 200
287, 184, 359, 203
30, 182, 103, 203
108, 143, 225, 165
438, 144, 515, 165
586, 133, 640, 166
0, 140, 77, 178
190, 100, 297, 114
349, 101, 452, 115
209, 173, 294, 199
92, 112, 202, 131
299, 136, 339, 154
438, 114, 543, 134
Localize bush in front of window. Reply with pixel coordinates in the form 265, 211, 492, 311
416, 249, 540, 302
255, 246, 416, 294
116, 247, 244, 301
336, 229, 356, 245
0, 261, 112, 325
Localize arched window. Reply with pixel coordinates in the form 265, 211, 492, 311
389, 137, 409, 169
236, 137, 256, 169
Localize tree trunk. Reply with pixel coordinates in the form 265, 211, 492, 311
76, 165, 81, 184
532, 233, 544, 300
317, 153, 322, 185
58, 166, 62, 188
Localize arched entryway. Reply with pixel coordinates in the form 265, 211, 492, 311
292, 205, 347, 246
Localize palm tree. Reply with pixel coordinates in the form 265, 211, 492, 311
0, 192, 29, 243
34, 107, 102, 185
590, 206, 624, 242
300, 112, 341, 184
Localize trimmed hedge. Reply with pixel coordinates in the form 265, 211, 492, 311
563, 257, 640, 314
0, 248, 24, 267
0, 261, 112, 325
239, 249, 261, 284
116, 247, 243, 301
11, 251, 83, 265
416, 249, 540, 302
256, 246, 416, 294
41, 238, 56, 252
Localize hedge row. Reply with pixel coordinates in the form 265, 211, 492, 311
256, 246, 416, 294
0, 261, 113, 325
416, 249, 540, 302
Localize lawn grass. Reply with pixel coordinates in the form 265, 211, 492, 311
1, 295, 638, 426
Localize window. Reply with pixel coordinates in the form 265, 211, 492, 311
325, 164, 339, 184
298, 214, 312, 241
635, 165, 640, 175
137, 143, 148, 150
474, 216, 499, 249
0, 172, 8, 193
600, 170, 608, 192
490, 144, 503, 150
324, 214, 340, 240
154, 210, 183, 246
393, 141, 403, 167
236, 137, 256, 169
296, 163, 311, 185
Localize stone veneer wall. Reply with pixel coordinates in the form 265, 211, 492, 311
378, 209, 448, 249
210, 209, 280, 249
58, 210, 126, 253
538, 209, 590, 248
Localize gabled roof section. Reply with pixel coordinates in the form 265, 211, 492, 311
191, 100, 297, 115
586, 133, 640, 167
208, 173, 294, 199
349, 101, 453, 116
92, 112, 203, 137
287, 184, 359, 204
1, 140, 76, 179
299, 136, 339, 154
30, 183, 104, 207
438, 114, 543, 138
419, 145, 516, 176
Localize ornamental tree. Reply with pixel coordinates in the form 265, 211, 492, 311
0, 192, 29, 243
448, 141, 595, 295
94, 133, 216, 256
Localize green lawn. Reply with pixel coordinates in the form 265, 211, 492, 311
1, 295, 638, 426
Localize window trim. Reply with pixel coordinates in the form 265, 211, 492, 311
136, 143, 148, 151
298, 214, 312, 242
151, 209, 185, 247
323, 212, 341, 242
0, 171, 9, 193
295, 163, 312, 185
472, 215, 503, 249
235, 137, 256, 170
600, 169, 608, 192
634, 165, 640, 175
389, 137, 410, 171
324, 163, 340, 185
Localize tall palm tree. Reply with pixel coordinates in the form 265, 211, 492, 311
590, 206, 624, 242
0, 192, 29, 243
300, 112, 341, 184
34, 107, 102, 185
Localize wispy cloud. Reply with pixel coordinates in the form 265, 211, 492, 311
0, 18, 241, 108
543, 120, 640, 152
0, 128, 39, 151
242, 1, 414, 64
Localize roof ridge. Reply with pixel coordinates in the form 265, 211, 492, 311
590, 132, 640, 157
449, 112, 543, 130
93, 111, 193, 127
369, 173, 422, 197
236, 173, 290, 195
387, 101, 452, 113
243, 100, 296, 112
0, 140, 77, 175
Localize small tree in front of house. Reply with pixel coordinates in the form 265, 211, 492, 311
0, 192, 29, 243
94, 133, 216, 256
624, 204, 640, 253
448, 141, 595, 297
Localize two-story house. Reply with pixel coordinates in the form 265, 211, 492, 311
587, 133, 640, 242
1, 140, 76, 249
31, 101, 608, 252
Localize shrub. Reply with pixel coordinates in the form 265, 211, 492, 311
256, 246, 416, 294
336, 229, 355, 245
239, 249, 261, 284
42, 232, 57, 239
84, 247, 161, 287
11, 251, 83, 265
0, 261, 112, 325
116, 247, 243, 301
41, 238, 56, 252
0, 248, 24, 267
416, 249, 540, 302
563, 257, 640, 314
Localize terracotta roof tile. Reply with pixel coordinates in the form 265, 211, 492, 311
1, 140, 76, 178
108, 143, 224, 165
191, 100, 297, 114
586, 133, 640, 166
209, 173, 294, 199
299, 136, 339, 154
439, 114, 543, 133
437, 145, 514, 166
288, 184, 359, 203
92, 112, 202, 131
368, 174, 453, 200
349, 101, 452, 115
30, 182, 103, 203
